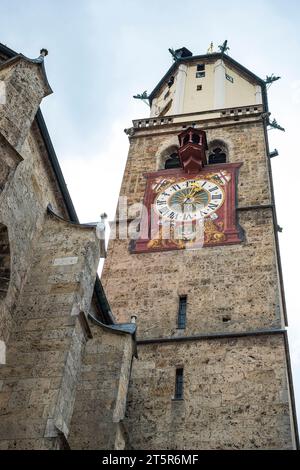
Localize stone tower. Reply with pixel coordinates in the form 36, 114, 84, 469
101, 46, 299, 449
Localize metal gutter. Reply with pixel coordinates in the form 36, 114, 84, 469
36, 109, 79, 223
137, 328, 285, 345
93, 277, 115, 324
237, 204, 274, 211
88, 312, 137, 357
283, 331, 300, 449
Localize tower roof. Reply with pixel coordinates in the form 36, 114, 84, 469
148, 51, 268, 111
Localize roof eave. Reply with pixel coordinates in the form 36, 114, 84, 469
148, 53, 267, 111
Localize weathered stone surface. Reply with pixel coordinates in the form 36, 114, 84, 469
103, 209, 281, 338
0, 44, 297, 451
0, 213, 102, 448
113, 121, 271, 209
126, 335, 294, 449
0, 56, 52, 151
0, 48, 136, 450
102, 114, 297, 449
68, 322, 134, 450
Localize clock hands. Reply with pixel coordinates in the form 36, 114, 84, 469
184, 184, 203, 203
182, 185, 204, 211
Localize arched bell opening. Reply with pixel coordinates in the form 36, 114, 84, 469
207, 140, 228, 164
157, 145, 181, 170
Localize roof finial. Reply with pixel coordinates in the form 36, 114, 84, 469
168, 48, 179, 62
207, 42, 214, 54
218, 40, 230, 56
40, 48, 48, 57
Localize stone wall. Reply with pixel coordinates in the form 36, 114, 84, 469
0, 46, 136, 450
126, 334, 294, 449
102, 113, 297, 449
114, 120, 271, 209
69, 323, 134, 450
102, 119, 282, 339
0, 56, 51, 151
102, 208, 281, 339
0, 214, 101, 449
0, 123, 69, 345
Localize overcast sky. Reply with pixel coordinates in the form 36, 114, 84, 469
1, 0, 300, 426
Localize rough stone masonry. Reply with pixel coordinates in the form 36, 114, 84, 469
0, 45, 136, 450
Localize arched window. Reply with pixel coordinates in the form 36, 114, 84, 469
164, 152, 181, 169
157, 145, 181, 170
192, 133, 200, 144
0, 224, 10, 300
208, 140, 228, 164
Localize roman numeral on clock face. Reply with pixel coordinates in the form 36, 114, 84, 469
159, 206, 169, 215
155, 177, 224, 221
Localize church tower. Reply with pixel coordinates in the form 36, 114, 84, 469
101, 45, 299, 449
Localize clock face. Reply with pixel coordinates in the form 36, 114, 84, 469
155, 178, 225, 221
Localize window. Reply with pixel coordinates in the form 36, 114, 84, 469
208, 147, 227, 164
168, 76, 174, 88
177, 295, 187, 329
174, 368, 184, 400
164, 90, 170, 100
197, 85, 202, 91
226, 73, 234, 83
196, 64, 205, 78
158, 145, 179, 170
164, 152, 181, 169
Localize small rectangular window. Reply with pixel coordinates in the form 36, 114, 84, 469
196, 71, 205, 78
174, 368, 184, 400
197, 85, 202, 91
197, 64, 205, 71
177, 295, 187, 329
168, 76, 174, 88
226, 73, 234, 83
